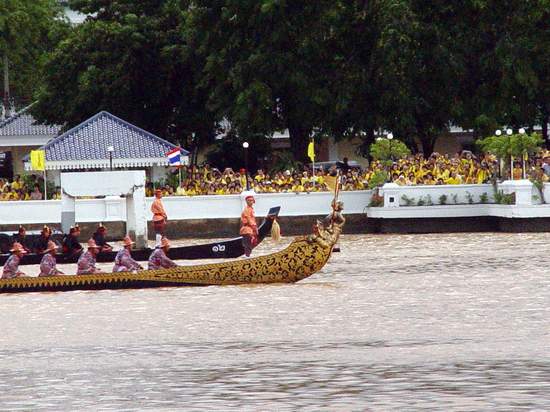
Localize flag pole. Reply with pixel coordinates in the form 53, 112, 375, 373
44, 169, 47, 200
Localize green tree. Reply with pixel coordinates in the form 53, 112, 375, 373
33, 0, 216, 145
0, 0, 66, 109
187, 0, 341, 162
369, 137, 411, 165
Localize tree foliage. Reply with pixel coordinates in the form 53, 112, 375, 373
369, 138, 411, 164
26, 0, 550, 161
478, 132, 543, 158
0, 0, 66, 107
33, 0, 216, 145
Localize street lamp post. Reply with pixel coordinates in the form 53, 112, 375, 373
387, 133, 394, 162
506, 128, 513, 180
495, 129, 502, 180
243, 141, 250, 190
107, 146, 114, 171
519, 127, 526, 178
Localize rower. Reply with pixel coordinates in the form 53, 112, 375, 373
148, 237, 178, 270
92, 223, 113, 252
39, 241, 64, 277
151, 189, 168, 247
11, 225, 31, 253
77, 239, 103, 275
33, 225, 52, 254
2, 242, 28, 279
62, 224, 83, 257
113, 236, 143, 272
240, 194, 258, 257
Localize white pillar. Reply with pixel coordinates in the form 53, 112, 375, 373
128, 180, 147, 249
499, 179, 535, 205
61, 191, 75, 233
380, 183, 401, 208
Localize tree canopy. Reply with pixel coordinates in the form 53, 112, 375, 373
24, 0, 550, 161
0, 0, 66, 108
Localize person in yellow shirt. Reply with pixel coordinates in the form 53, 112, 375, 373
175, 182, 186, 196
511, 161, 523, 180
292, 180, 305, 192
254, 169, 266, 183
445, 171, 462, 185
11, 175, 22, 191
424, 173, 436, 185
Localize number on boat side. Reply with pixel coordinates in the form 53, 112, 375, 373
212, 245, 226, 253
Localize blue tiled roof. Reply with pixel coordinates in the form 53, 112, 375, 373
42, 111, 187, 161
0, 105, 62, 137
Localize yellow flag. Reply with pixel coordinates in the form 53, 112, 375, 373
30, 150, 46, 171
307, 140, 315, 162
324, 175, 337, 191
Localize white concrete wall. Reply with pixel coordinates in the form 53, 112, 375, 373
0, 191, 372, 225
4, 183, 550, 225
381, 184, 495, 206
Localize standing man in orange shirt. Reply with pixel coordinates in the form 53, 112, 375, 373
151, 189, 168, 246
240, 195, 258, 257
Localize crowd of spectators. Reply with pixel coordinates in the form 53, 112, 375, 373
145, 164, 359, 197
3, 150, 550, 200
0, 175, 61, 201
371, 152, 497, 186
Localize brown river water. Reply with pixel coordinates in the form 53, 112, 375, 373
1, 233, 549, 411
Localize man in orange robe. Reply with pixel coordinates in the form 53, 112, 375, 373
151, 189, 168, 246
240, 195, 258, 257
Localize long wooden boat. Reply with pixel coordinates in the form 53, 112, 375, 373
0, 207, 280, 266
0, 217, 342, 294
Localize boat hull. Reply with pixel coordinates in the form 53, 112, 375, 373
0, 235, 335, 294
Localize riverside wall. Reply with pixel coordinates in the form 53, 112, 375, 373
3, 182, 550, 238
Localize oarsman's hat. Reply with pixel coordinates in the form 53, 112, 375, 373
123, 236, 135, 247
98, 223, 106, 231
160, 237, 170, 248
44, 240, 59, 254
155, 188, 162, 194
245, 195, 255, 202
87, 239, 100, 250
10, 242, 28, 254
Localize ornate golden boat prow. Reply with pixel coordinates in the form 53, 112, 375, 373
0, 210, 343, 294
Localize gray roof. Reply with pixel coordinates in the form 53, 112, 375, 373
42, 111, 187, 162
0, 105, 62, 137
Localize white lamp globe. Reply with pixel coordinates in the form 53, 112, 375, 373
242, 142, 249, 148
495, 130, 502, 136
506, 129, 513, 135
387, 133, 394, 140
519, 128, 526, 135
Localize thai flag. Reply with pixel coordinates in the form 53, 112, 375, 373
166, 147, 182, 166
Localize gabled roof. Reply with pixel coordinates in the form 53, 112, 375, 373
0, 105, 62, 137
25, 111, 188, 170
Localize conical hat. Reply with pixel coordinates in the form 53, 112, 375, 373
10, 242, 27, 254
87, 239, 100, 249
44, 240, 59, 253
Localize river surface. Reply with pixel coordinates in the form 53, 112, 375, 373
1, 233, 549, 411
